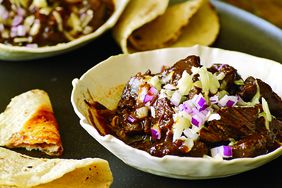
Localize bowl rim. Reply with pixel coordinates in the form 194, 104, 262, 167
71, 46, 282, 178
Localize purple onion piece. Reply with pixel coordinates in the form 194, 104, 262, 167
151, 126, 161, 140
191, 114, 204, 127
226, 100, 235, 107
26, 43, 38, 48
16, 25, 26, 36
17, 7, 26, 16
218, 95, 238, 107
148, 86, 158, 95
211, 145, 233, 158
12, 15, 23, 26
127, 115, 137, 123
144, 94, 154, 103
210, 95, 219, 104
223, 146, 232, 157
192, 94, 206, 110
179, 102, 192, 114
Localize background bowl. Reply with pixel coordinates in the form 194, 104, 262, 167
0, 0, 129, 61
71, 45, 282, 179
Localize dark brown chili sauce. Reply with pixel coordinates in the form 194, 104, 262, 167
87, 55, 282, 158
0, 0, 114, 47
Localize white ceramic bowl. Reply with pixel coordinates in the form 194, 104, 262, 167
71, 45, 282, 179
0, 0, 129, 61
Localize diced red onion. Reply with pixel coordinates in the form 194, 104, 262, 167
218, 95, 238, 107
127, 115, 137, 123
26, 43, 38, 48
12, 15, 23, 26
200, 108, 210, 116
191, 114, 204, 127
216, 64, 226, 71
17, 7, 26, 16
199, 104, 208, 111
144, 94, 154, 103
138, 86, 148, 102
210, 95, 219, 104
142, 87, 158, 104
151, 124, 161, 140
16, 25, 26, 36
0, 5, 9, 20
179, 101, 193, 114
148, 86, 158, 95
210, 145, 232, 158
192, 94, 206, 110
10, 27, 18, 37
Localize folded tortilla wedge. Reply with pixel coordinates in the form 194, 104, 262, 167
0, 89, 63, 156
113, 0, 219, 53
0, 147, 113, 188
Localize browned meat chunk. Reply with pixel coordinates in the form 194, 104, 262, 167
257, 79, 282, 120
232, 117, 282, 158
166, 55, 201, 83
200, 106, 260, 142
152, 98, 174, 130
238, 76, 257, 101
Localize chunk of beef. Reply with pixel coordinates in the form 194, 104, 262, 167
152, 98, 174, 131
232, 133, 271, 158
117, 73, 146, 111
188, 141, 208, 157
257, 79, 282, 120
221, 65, 241, 94
232, 116, 282, 158
200, 106, 260, 142
165, 55, 201, 83
238, 76, 257, 102
169, 55, 201, 75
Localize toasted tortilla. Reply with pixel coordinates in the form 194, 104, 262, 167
170, 2, 220, 47
128, 0, 204, 51
0, 147, 113, 188
113, 0, 219, 53
0, 89, 63, 156
112, 0, 169, 53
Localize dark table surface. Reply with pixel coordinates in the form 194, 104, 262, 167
0, 1, 281, 187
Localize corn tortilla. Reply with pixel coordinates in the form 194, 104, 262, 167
0, 147, 113, 188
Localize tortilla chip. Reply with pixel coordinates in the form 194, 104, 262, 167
112, 0, 169, 53
0, 147, 113, 188
0, 89, 63, 156
128, 0, 204, 51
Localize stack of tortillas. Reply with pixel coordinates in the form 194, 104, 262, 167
113, 0, 219, 53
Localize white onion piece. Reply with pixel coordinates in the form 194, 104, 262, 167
170, 91, 182, 106
135, 107, 149, 119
